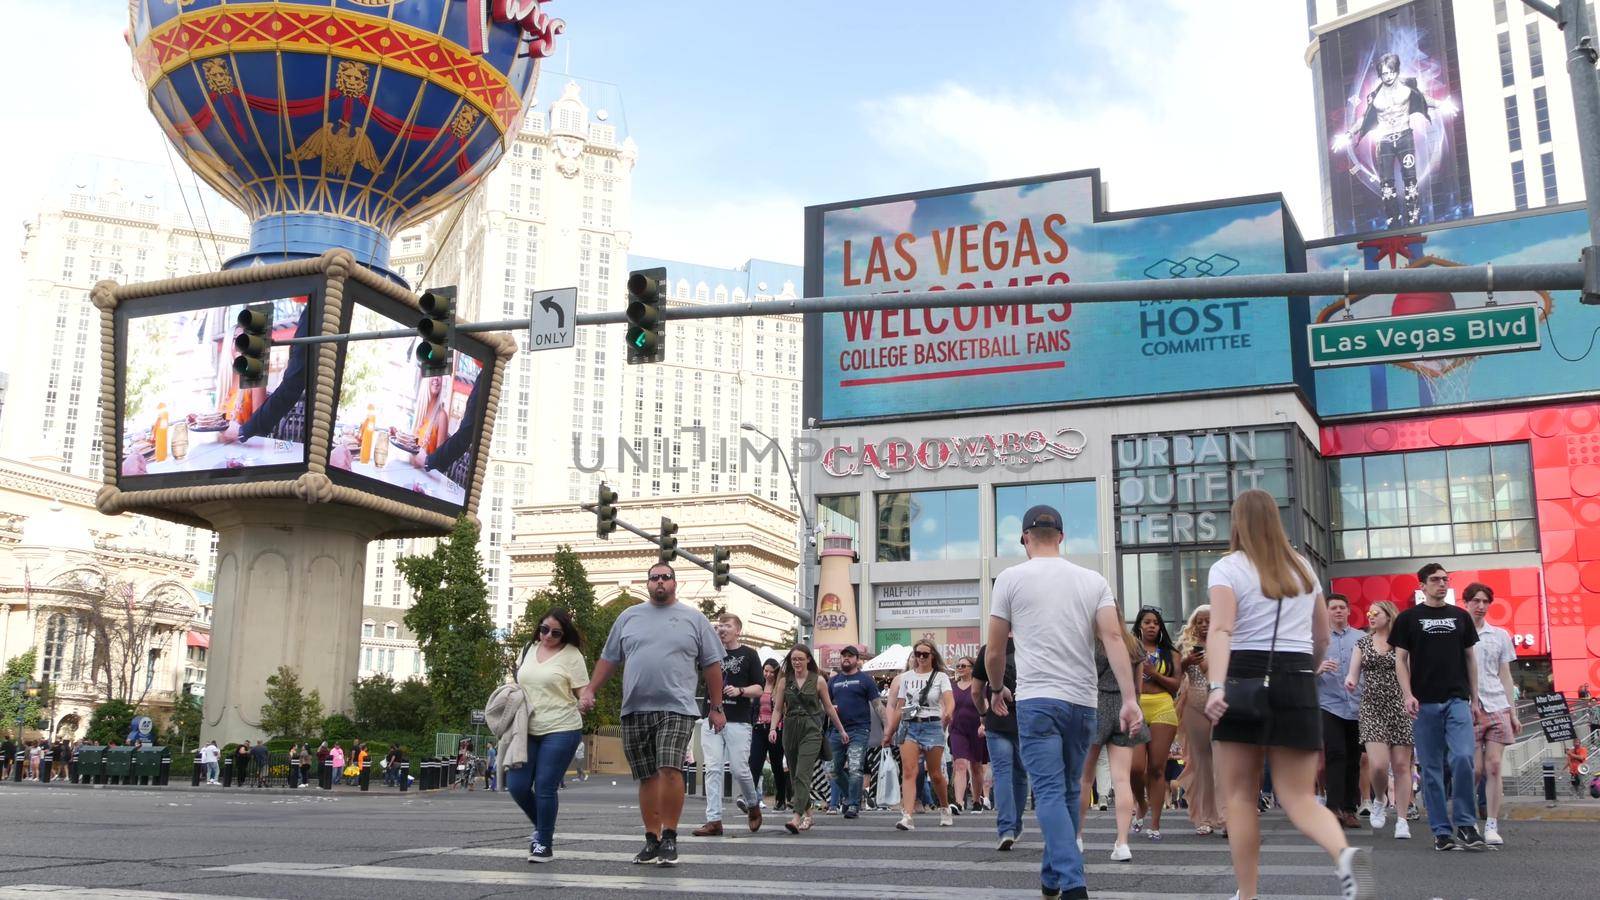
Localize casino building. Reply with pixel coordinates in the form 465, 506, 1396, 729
800, 169, 1600, 698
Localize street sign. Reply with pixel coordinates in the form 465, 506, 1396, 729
469, 709, 487, 726
1535, 691, 1577, 743
1307, 303, 1541, 368
527, 287, 576, 351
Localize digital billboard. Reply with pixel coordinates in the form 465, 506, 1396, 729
1318, 0, 1471, 236
330, 284, 490, 513
1306, 205, 1600, 416
805, 172, 1300, 421
117, 285, 317, 488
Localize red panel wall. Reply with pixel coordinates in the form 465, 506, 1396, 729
1328, 566, 1544, 655
1322, 401, 1600, 694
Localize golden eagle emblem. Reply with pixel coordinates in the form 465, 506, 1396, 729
288, 121, 381, 177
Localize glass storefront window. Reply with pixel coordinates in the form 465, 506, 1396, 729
876, 488, 979, 562
1121, 552, 1177, 624
995, 481, 1099, 559
1331, 442, 1537, 560
817, 494, 860, 543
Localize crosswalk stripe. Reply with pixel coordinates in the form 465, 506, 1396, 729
544, 830, 1345, 853
0, 888, 278, 900
423, 845, 1334, 876
198, 862, 1053, 899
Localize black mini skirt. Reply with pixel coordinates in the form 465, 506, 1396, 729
1211, 650, 1322, 750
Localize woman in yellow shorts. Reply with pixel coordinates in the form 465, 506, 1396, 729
1131, 607, 1182, 840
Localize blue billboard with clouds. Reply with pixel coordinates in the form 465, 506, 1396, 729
804, 172, 1302, 421
1306, 205, 1600, 417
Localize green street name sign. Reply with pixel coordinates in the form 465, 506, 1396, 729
1307, 303, 1541, 369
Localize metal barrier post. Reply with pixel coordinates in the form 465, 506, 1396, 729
359, 760, 371, 792
1544, 758, 1558, 805
191, 751, 202, 786
398, 760, 410, 792
221, 756, 233, 787
39, 750, 52, 783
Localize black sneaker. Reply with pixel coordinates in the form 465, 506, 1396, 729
1433, 833, 1459, 852
1455, 825, 1487, 850
843, 805, 859, 819
632, 833, 660, 865
657, 830, 679, 866
527, 841, 551, 863
1041, 888, 1061, 899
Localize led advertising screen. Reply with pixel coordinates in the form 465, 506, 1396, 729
330, 286, 490, 513
1319, 0, 1471, 236
1306, 205, 1600, 416
805, 172, 1299, 421
118, 289, 315, 487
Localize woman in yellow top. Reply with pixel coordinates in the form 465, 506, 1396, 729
1131, 607, 1182, 841
413, 375, 452, 455
508, 607, 590, 863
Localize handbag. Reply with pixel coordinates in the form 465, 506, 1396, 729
1222, 595, 1282, 725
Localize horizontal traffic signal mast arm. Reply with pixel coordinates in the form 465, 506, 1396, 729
279, 260, 1587, 347
580, 504, 812, 625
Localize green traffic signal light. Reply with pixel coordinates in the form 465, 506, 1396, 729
658, 515, 678, 562
415, 287, 456, 376
625, 267, 666, 364
596, 484, 618, 539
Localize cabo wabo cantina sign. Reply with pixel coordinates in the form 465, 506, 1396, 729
812, 173, 1294, 420
823, 427, 1088, 479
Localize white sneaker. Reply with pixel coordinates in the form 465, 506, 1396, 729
1335, 845, 1375, 900
1394, 818, 1410, 840
895, 814, 914, 831
1369, 804, 1387, 830
1484, 823, 1503, 846
1110, 842, 1132, 861
939, 810, 953, 827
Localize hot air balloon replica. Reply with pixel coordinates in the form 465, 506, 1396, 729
97, 0, 564, 742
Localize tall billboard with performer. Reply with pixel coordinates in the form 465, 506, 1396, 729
804, 171, 1301, 422
1319, 0, 1471, 236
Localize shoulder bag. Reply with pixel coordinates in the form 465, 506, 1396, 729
1222, 596, 1282, 726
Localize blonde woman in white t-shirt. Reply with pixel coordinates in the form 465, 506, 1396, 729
1205, 490, 1374, 900
882, 639, 955, 830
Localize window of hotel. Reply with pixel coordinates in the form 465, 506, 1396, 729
1527, 22, 1545, 79
1328, 443, 1535, 560
994, 481, 1099, 560
876, 488, 979, 562
818, 494, 860, 543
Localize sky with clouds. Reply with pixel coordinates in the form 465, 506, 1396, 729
1, 0, 1323, 286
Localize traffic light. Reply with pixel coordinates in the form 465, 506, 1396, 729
625, 267, 666, 364
233, 304, 272, 388
711, 545, 731, 591
595, 483, 617, 539
658, 515, 678, 562
416, 287, 456, 376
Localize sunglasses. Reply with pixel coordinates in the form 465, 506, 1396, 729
648, 574, 675, 582
914, 651, 932, 659
955, 663, 971, 668
538, 625, 563, 638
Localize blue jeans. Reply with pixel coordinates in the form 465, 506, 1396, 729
1414, 698, 1476, 836
505, 729, 583, 847
829, 724, 869, 808
986, 728, 1029, 839
1018, 698, 1095, 893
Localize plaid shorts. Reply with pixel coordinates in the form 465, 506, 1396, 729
621, 712, 696, 781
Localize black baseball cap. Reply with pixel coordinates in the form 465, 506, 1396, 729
840, 645, 860, 658
1022, 504, 1063, 533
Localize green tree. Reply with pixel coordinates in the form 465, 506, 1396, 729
0, 650, 48, 737
696, 597, 728, 620
320, 713, 357, 742
259, 666, 323, 739
163, 693, 203, 754
400, 516, 500, 728
84, 699, 138, 745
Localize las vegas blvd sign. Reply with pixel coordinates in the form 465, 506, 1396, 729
1307, 304, 1540, 368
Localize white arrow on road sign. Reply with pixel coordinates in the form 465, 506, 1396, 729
527, 287, 576, 351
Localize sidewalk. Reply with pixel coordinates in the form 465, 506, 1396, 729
2, 778, 452, 800
1503, 793, 1600, 821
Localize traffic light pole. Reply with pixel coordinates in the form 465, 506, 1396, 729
583, 505, 813, 625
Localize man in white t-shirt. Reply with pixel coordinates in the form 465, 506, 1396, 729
199, 740, 220, 785
1463, 583, 1519, 847
986, 505, 1141, 900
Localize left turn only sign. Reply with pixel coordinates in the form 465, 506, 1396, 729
528, 287, 577, 351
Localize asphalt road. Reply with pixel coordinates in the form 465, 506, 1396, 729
0, 780, 1584, 899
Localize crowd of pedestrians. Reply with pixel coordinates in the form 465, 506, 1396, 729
0, 737, 77, 782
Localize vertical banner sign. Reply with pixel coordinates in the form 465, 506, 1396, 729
809, 173, 1295, 421
1318, 0, 1472, 236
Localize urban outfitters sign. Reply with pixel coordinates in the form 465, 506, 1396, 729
1115, 428, 1283, 545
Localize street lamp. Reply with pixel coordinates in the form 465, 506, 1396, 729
741, 422, 816, 636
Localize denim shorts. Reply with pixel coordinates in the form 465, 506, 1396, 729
899, 720, 945, 751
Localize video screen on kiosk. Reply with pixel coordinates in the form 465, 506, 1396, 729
118, 292, 313, 487
329, 286, 490, 514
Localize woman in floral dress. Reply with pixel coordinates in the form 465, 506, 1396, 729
1345, 600, 1413, 840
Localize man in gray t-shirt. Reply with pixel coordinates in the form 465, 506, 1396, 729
582, 561, 725, 867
